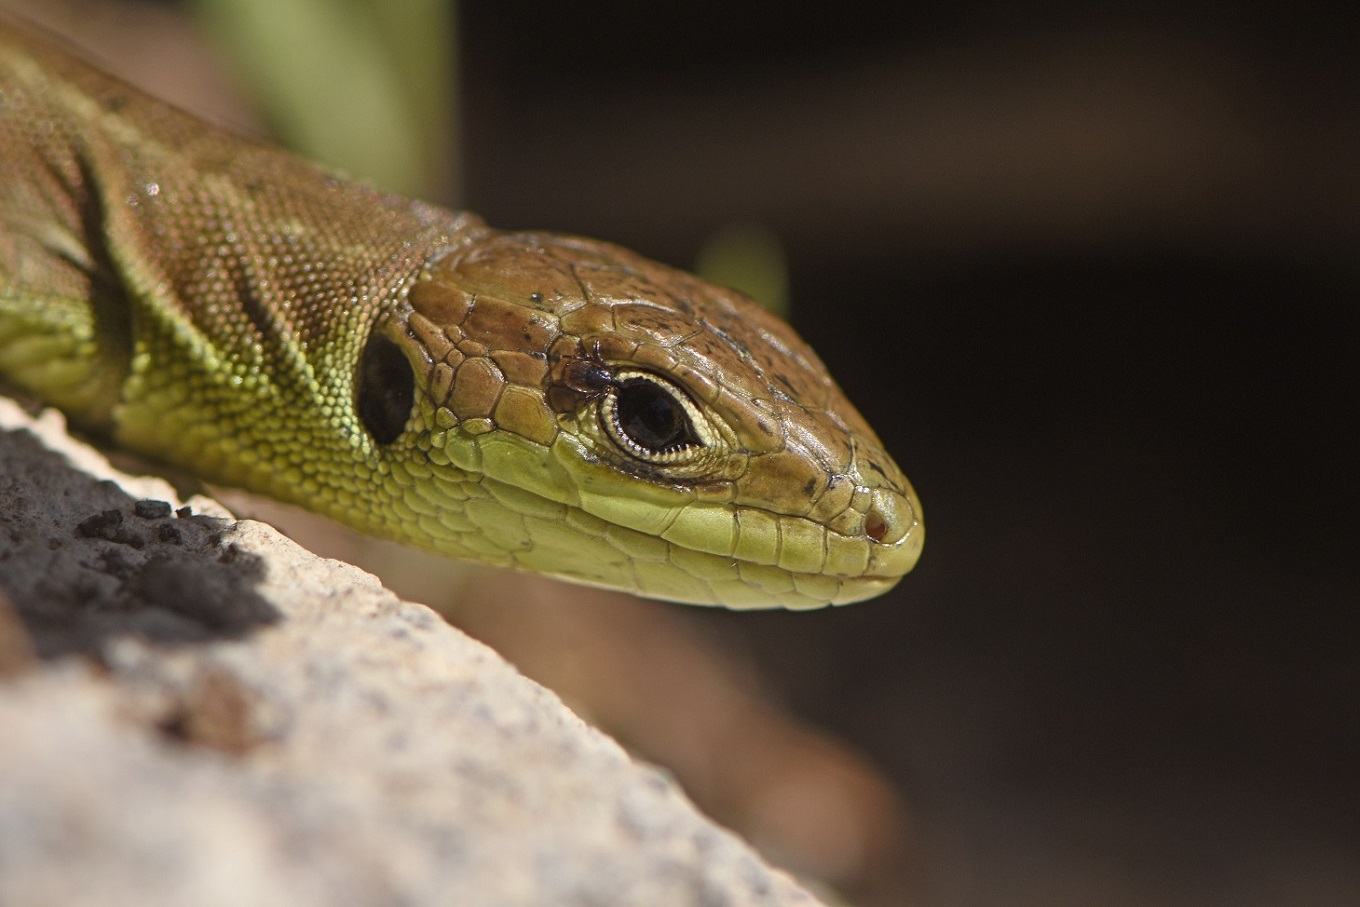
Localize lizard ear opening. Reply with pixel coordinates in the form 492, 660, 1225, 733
356, 329, 415, 445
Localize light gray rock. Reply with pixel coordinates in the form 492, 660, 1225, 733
0, 398, 828, 907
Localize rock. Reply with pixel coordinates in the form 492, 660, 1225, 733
0, 398, 828, 907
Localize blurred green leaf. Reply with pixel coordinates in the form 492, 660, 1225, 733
190, 0, 456, 199
695, 222, 789, 318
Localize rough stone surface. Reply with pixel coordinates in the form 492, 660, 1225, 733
0, 398, 827, 907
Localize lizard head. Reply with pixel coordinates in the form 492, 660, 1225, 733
362, 229, 922, 608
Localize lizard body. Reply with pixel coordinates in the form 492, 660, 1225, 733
0, 21, 922, 608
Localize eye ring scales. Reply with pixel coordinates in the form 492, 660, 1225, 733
599, 371, 711, 466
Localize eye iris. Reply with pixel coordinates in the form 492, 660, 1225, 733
616, 380, 692, 452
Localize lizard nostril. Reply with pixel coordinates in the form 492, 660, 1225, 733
863, 488, 916, 546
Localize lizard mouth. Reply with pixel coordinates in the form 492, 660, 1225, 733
455, 467, 922, 609
380, 422, 922, 609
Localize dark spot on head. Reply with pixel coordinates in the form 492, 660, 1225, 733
802, 477, 818, 496
548, 357, 615, 413
560, 357, 615, 395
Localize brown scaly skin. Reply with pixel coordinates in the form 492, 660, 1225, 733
0, 20, 922, 608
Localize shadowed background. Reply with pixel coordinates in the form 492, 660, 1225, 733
457, 7, 1358, 905
3, 2, 1355, 905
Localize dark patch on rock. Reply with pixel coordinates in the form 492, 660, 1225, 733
134, 499, 174, 520
77, 509, 146, 548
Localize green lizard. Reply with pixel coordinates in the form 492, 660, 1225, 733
0, 21, 922, 609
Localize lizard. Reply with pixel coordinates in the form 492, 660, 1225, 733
0, 20, 922, 609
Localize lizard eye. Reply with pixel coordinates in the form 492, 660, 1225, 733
600, 372, 706, 464
357, 329, 414, 445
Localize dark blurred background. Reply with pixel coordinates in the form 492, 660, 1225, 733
456, 5, 1357, 905
8, 2, 1356, 904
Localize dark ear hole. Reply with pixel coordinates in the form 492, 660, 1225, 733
357, 329, 415, 445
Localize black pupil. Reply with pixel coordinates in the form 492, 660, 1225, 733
616, 380, 695, 452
